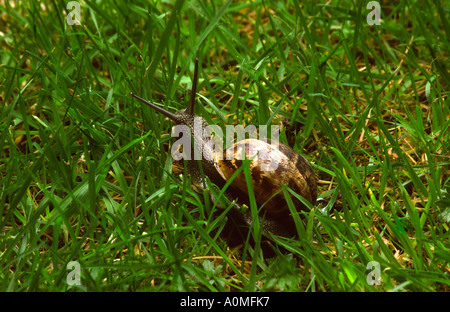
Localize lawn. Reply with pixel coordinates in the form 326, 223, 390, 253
0, 0, 449, 292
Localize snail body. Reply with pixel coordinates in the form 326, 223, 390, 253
130, 59, 317, 238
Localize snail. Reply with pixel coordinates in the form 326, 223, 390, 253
130, 59, 317, 240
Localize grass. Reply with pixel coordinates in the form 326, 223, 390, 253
0, 0, 449, 292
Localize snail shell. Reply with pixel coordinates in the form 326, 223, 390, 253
212, 138, 317, 238
214, 138, 317, 217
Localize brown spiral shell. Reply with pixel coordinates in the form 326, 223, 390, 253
214, 138, 317, 219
